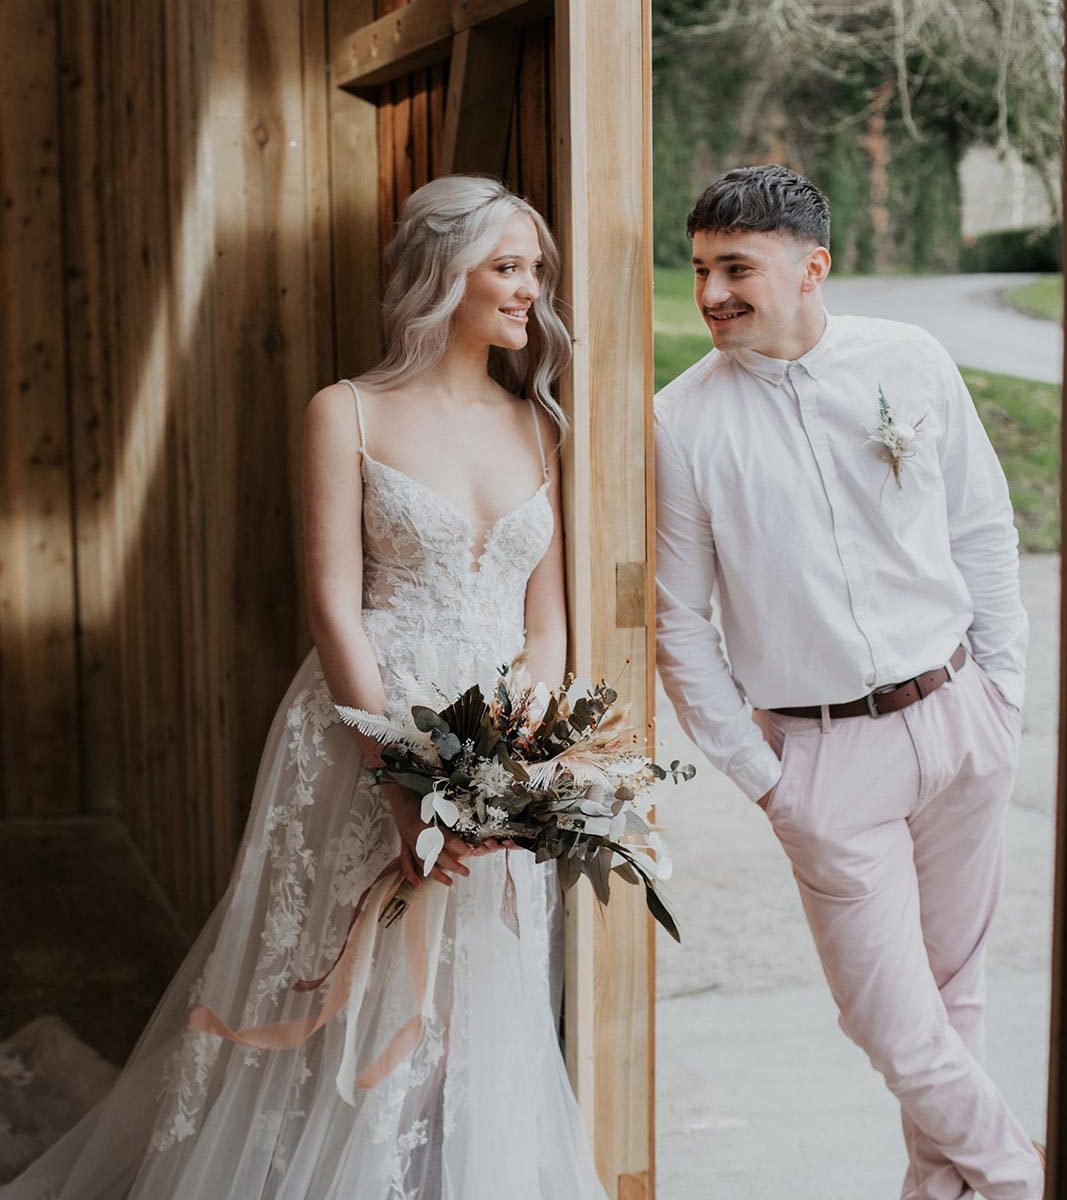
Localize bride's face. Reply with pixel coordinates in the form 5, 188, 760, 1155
454, 212, 543, 352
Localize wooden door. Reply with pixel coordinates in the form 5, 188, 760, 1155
327, 1, 655, 1192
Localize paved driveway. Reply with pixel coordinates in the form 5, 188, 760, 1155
823, 273, 1062, 383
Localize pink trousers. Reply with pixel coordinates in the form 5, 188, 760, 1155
758, 655, 1044, 1200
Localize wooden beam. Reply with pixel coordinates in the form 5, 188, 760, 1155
1046, 83, 1067, 1197
333, 0, 548, 91
452, 0, 553, 30
336, 0, 452, 92
555, 0, 655, 1194
439, 26, 521, 176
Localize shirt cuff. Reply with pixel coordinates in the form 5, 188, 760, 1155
730, 743, 784, 804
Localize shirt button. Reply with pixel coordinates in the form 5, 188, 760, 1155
864, 673, 876, 686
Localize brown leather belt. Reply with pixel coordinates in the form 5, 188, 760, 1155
770, 644, 967, 721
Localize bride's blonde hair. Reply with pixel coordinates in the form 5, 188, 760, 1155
361, 175, 571, 433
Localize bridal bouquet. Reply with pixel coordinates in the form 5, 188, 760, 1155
336, 660, 692, 941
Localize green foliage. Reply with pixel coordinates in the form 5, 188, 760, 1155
960, 226, 1062, 273
651, 0, 1062, 272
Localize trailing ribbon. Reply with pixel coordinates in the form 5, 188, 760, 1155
187, 849, 513, 1103
186, 857, 443, 1104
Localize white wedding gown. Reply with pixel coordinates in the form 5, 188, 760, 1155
1, 381, 607, 1200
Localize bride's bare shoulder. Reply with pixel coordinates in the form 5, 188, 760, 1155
304, 382, 364, 456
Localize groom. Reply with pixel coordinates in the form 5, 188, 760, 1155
654, 164, 1044, 1199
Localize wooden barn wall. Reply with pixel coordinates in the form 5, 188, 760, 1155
2, 1, 335, 929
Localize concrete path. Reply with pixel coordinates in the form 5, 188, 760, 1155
823, 273, 1062, 383
654, 555, 1057, 1199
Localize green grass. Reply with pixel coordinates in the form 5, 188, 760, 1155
963, 368, 1061, 551
1002, 274, 1062, 322
653, 266, 707, 338
652, 269, 1061, 551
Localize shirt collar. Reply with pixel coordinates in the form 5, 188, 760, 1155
727, 311, 835, 385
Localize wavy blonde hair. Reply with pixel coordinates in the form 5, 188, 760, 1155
360, 175, 571, 433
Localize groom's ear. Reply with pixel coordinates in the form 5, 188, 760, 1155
800, 246, 831, 292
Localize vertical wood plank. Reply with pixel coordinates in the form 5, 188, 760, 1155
294, 0, 338, 652
109, 0, 184, 908
440, 24, 521, 177
1046, 96, 1067, 1197
164, 0, 218, 921
330, 0, 382, 378
57, 0, 123, 817
0, 0, 80, 816
411, 68, 430, 188
208, 0, 309, 913
392, 73, 414, 214
429, 60, 446, 177
555, 0, 655, 1192
516, 23, 549, 216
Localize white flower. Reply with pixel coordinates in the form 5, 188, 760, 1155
415, 825, 445, 875
420, 781, 459, 827
865, 385, 925, 489
470, 758, 514, 798
583, 815, 613, 837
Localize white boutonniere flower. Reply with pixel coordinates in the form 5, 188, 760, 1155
865, 385, 926, 490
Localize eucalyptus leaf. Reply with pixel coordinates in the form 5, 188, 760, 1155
585, 846, 612, 905
412, 706, 449, 734
644, 881, 681, 942
381, 770, 436, 797
612, 861, 642, 886
433, 730, 463, 760
557, 853, 581, 892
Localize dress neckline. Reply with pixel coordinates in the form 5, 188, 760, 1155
359, 449, 550, 574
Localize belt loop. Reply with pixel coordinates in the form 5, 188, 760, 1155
945, 659, 957, 683
820, 703, 832, 733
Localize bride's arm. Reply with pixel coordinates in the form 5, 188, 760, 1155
302, 383, 473, 886
303, 384, 389, 750
523, 422, 567, 691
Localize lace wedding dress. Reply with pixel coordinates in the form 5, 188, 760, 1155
2, 381, 607, 1200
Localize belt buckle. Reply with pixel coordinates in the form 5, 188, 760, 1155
865, 684, 896, 719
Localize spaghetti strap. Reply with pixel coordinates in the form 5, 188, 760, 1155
528, 400, 548, 479
340, 378, 366, 453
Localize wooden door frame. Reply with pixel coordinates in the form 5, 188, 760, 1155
1047, 125, 1067, 1198
326, 1, 656, 1195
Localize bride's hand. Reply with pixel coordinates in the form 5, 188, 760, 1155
382, 784, 504, 887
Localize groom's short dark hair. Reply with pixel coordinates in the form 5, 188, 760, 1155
687, 165, 830, 248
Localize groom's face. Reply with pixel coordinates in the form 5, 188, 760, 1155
691, 228, 824, 355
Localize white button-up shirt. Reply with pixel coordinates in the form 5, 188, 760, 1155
655, 313, 1029, 802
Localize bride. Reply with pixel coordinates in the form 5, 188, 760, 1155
2, 175, 608, 1200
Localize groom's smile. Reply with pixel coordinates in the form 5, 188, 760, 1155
690, 227, 830, 360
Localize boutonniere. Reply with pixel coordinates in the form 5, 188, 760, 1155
865, 385, 926, 490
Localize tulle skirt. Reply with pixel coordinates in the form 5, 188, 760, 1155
1, 649, 607, 1199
